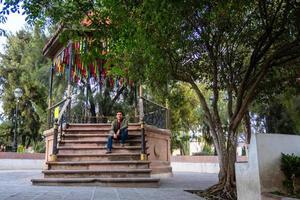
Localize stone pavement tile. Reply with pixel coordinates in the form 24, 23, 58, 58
133, 188, 204, 200
158, 189, 204, 200
115, 188, 144, 200
31, 191, 69, 200
1, 191, 40, 200
134, 189, 167, 200
93, 188, 119, 200
0, 192, 21, 200
0, 171, 213, 200
160, 172, 218, 190
61, 189, 94, 200
31, 187, 95, 200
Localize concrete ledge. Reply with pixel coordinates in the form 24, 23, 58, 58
171, 156, 247, 173
171, 162, 219, 173
0, 152, 45, 170
0, 159, 44, 170
171, 156, 247, 163
0, 152, 44, 159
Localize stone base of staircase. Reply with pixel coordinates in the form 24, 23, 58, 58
31, 177, 160, 187
34, 123, 161, 188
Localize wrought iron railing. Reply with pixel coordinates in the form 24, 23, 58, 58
68, 115, 113, 123
48, 96, 71, 157
48, 96, 170, 129
48, 98, 69, 129
141, 97, 170, 129
49, 99, 138, 125
47, 94, 170, 162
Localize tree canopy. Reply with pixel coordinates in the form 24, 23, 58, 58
1, 0, 300, 198
0, 25, 50, 150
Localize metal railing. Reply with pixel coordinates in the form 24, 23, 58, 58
48, 97, 71, 157
68, 114, 115, 124
47, 93, 170, 160
138, 96, 170, 160
141, 97, 170, 129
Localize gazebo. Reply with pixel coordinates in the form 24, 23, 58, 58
31, 25, 172, 187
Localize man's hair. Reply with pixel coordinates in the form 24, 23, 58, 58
116, 111, 124, 115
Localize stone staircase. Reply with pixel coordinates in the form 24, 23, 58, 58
31, 123, 160, 187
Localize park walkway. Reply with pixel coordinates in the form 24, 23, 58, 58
0, 170, 217, 200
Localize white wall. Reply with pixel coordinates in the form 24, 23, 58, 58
236, 134, 300, 200
189, 141, 202, 155
171, 162, 219, 173
236, 135, 261, 200
256, 134, 300, 193
0, 159, 44, 170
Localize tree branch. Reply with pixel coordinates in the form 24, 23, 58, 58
229, 38, 298, 132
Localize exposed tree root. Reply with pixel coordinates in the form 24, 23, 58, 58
195, 182, 237, 200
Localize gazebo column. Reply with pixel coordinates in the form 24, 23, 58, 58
66, 42, 73, 124
47, 65, 54, 129
138, 84, 147, 160
138, 84, 144, 121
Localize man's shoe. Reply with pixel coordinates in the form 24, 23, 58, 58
106, 149, 112, 154
121, 143, 125, 147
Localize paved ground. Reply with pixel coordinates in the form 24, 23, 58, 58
0, 171, 218, 200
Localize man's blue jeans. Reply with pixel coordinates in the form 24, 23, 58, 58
107, 128, 128, 151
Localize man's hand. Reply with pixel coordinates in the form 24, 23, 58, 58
113, 130, 120, 139
113, 133, 117, 139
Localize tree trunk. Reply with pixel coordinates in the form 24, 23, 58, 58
205, 130, 237, 200
243, 110, 251, 144
26, 139, 31, 149
87, 84, 97, 123
188, 80, 238, 199
89, 102, 97, 123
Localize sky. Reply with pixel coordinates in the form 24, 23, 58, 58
0, 13, 27, 115
0, 12, 27, 53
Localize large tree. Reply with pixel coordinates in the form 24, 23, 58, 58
0, 26, 49, 149
2, 0, 300, 198
164, 83, 201, 155
110, 2, 300, 198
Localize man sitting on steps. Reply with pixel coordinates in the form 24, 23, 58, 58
106, 111, 128, 153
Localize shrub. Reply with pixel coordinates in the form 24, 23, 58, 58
17, 145, 25, 153
281, 153, 300, 194
202, 144, 214, 155
33, 141, 45, 153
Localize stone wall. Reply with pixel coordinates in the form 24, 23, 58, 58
44, 128, 55, 167
0, 152, 44, 159
145, 125, 172, 176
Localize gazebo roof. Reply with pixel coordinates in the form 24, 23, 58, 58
43, 13, 110, 59
43, 24, 64, 58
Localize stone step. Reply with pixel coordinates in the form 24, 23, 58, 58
63, 131, 141, 136
58, 143, 142, 149
67, 123, 141, 129
59, 139, 143, 147
43, 169, 152, 178
63, 128, 141, 135
33, 122, 163, 188
47, 160, 150, 170
62, 133, 141, 141
31, 177, 160, 187
58, 146, 141, 154
57, 153, 141, 162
